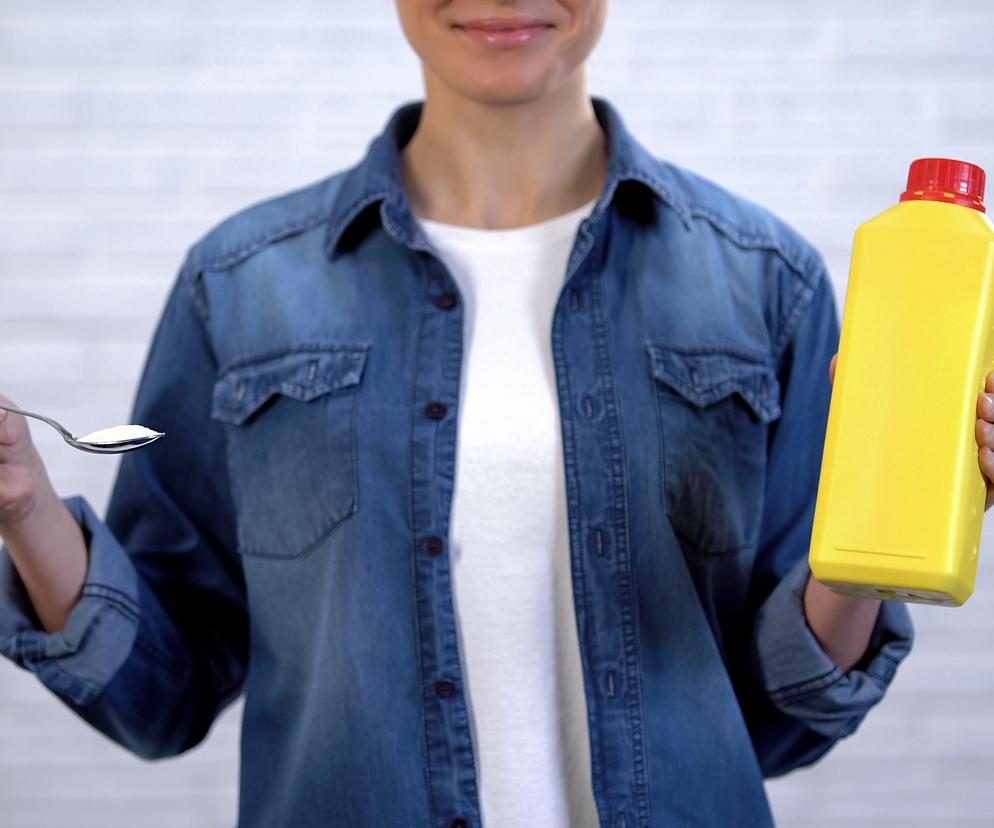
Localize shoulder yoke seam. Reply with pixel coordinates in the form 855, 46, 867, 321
686, 202, 819, 280
191, 207, 330, 273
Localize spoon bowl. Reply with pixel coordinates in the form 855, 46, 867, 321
0, 403, 164, 454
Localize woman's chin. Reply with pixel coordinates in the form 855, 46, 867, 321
450, 73, 555, 107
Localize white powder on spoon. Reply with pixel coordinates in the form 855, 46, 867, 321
77, 425, 162, 445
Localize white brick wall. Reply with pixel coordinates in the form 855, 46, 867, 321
2, 1, 993, 825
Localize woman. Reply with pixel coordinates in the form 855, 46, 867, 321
1, 2, 986, 826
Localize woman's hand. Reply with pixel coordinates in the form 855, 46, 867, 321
830, 354, 994, 512
976, 372, 994, 511
0, 393, 49, 529
0, 394, 88, 634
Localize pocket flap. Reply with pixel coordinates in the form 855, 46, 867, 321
647, 344, 781, 423
212, 346, 369, 426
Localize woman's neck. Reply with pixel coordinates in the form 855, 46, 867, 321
399, 72, 608, 229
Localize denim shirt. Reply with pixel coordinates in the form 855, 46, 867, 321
0, 96, 914, 828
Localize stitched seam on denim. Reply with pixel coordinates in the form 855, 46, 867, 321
214, 363, 367, 424
10, 633, 45, 663
231, 396, 359, 557
650, 350, 671, 551
80, 589, 139, 626
652, 371, 779, 421
349, 385, 360, 527
554, 264, 608, 811
179, 255, 212, 322
217, 347, 365, 558
770, 667, 844, 702
646, 345, 781, 422
82, 583, 140, 617
193, 207, 329, 273
772, 259, 825, 362
684, 202, 816, 277
435, 253, 481, 816
866, 652, 900, 683
235, 444, 358, 559
408, 259, 436, 828
28, 599, 137, 683
772, 677, 843, 704
648, 343, 773, 361
768, 665, 839, 697
217, 379, 350, 415
681, 201, 825, 364
592, 266, 652, 823
38, 660, 102, 701
183, 177, 340, 325
216, 343, 369, 380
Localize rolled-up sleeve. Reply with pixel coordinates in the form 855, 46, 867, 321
751, 551, 914, 739
746, 254, 915, 776
0, 256, 248, 760
0, 496, 140, 706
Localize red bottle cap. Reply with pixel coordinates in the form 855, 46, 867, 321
900, 157, 986, 213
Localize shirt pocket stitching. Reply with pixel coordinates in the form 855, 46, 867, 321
646, 344, 782, 424
211, 345, 368, 426
647, 344, 781, 558
210, 345, 369, 559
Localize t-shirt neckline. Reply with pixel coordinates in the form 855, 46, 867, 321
416, 196, 597, 249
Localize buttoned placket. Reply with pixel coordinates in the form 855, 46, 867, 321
382, 193, 648, 828
550, 210, 651, 827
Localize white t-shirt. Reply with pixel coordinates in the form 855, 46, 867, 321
417, 197, 600, 828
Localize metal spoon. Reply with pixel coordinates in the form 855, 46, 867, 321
0, 403, 164, 454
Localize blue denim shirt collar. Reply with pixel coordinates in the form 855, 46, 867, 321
324, 95, 692, 259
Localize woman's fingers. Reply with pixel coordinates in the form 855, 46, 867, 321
980, 448, 994, 511
980, 391, 994, 421
0, 411, 17, 449
0, 409, 21, 450
0, 396, 44, 525
977, 414, 994, 449
976, 373, 994, 449
0, 410, 14, 451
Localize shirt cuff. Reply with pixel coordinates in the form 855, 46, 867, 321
750, 553, 915, 740
0, 495, 140, 706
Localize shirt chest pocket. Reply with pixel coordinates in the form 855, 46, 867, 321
647, 344, 781, 559
211, 345, 369, 559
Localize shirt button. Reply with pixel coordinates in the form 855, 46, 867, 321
425, 401, 447, 420
435, 679, 457, 699
424, 535, 445, 557
449, 820, 469, 828
434, 292, 458, 310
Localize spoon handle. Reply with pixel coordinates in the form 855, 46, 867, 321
0, 403, 75, 443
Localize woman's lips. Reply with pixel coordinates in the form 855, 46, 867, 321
454, 18, 554, 49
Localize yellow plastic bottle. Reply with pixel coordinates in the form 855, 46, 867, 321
809, 158, 994, 606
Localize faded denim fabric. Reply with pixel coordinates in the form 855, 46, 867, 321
0, 96, 914, 828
